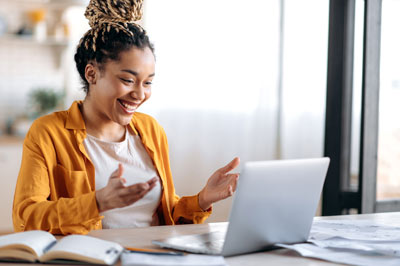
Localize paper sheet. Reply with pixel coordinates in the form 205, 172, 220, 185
310, 237, 400, 257
278, 219, 400, 266
278, 243, 400, 266
121, 252, 227, 266
310, 219, 400, 241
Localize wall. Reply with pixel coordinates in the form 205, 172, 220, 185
0, 139, 22, 232
0, 1, 86, 231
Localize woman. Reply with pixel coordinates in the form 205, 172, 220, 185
12, 0, 239, 235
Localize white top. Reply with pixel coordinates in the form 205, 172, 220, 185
83, 128, 162, 229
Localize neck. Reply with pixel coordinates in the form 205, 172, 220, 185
80, 98, 126, 142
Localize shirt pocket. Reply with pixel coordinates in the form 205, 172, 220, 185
55, 164, 92, 197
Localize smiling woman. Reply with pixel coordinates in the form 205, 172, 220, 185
80, 47, 155, 140
12, 0, 240, 234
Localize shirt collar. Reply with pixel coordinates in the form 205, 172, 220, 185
65, 100, 139, 136
65, 101, 86, 130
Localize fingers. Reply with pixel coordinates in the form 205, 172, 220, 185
97, 174, 159, 212
110, 163, 124, 179
119, 177, 158, 197
219, 157, 240, 174
221, 173, 239, 185
228, 185, 233, 197
147, 176, 159, 187
117, 163, 124, 177
220, 174, 239, 200
226, 174, 239, 197
231, 174, 239, 192
108, 164, 126, 187
121, 181, 157, 205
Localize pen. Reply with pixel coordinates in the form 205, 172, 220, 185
124, 247, 185, 256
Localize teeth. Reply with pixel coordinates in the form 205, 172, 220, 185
120, 100, 135, 110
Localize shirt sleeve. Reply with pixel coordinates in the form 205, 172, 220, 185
12, 130, 102, 235
172, 194, 212, 224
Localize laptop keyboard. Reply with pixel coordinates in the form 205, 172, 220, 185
189, 237, 225, 254
153, 230, 226, 255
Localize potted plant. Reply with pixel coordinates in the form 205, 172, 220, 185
12, 88, 64, 137
29, 87, 64, 118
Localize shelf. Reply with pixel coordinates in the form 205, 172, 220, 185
0, 0, 88, 9
0, 135, 24, 145
0, 34, 70, 68
48, 0, 89, 9
0, 34, 69, 47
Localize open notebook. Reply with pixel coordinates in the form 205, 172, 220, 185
0, 230, 123, 265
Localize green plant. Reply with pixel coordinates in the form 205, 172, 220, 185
29, 88, 64, 118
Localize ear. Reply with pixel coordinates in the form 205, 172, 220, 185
85, 63, 99, 85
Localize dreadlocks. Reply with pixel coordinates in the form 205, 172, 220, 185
74, 0, 154, 93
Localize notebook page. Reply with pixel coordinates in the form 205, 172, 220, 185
0, 230, 56, 258
40, 235, 123, 265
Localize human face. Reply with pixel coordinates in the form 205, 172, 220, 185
87, 47, 155, 126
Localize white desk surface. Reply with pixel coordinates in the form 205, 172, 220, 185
87, 212, 400, 266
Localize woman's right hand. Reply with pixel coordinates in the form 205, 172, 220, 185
95, 163, 158, 213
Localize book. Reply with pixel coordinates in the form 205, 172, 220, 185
0, 230, 123, 265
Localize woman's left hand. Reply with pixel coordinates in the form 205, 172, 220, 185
198, 157, 240, 211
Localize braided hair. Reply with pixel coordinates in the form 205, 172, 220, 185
74, 0, 154, 93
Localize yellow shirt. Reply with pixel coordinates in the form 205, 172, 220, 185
13, 101, 211, 235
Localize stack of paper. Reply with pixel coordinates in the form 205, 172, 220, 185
278, 219, 400, 266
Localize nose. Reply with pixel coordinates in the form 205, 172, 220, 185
130, 83, 145, 101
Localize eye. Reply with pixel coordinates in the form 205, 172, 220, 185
120, 78, 134, 84
145, 81, 153, 86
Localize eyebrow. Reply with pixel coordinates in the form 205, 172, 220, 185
121, 69, 155, 77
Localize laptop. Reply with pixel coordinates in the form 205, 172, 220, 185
153, 158, 330, 257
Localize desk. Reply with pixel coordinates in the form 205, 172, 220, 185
87, 212, 400, 266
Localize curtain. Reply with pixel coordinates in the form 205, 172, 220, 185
64, 0, 329, 222
143, 0, 280, 221
280, 0, 329, 159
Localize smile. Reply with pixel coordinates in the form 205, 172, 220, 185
118, 99, 138, 114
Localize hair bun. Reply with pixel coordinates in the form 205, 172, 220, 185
85, 0, 143, 28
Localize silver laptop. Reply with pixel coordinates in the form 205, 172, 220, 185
153, 158, 330, 257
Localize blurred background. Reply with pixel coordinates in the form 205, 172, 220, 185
0, 0, 399, 232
